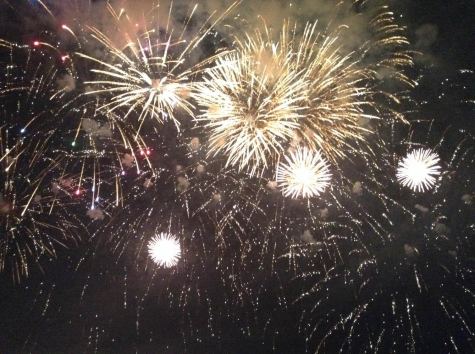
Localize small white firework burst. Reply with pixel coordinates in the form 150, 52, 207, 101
276, 147, 332, 199
397, 148, 441, 192
147, 233, 181, 268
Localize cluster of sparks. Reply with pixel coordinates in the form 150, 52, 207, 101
195, 18, 414, 176
0, 0, 474, 353
80, 2, 238, 133
80, 6, 195, 131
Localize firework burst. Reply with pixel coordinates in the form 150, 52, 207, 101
148, 232, 181, 268
196, 14, 413, 175
0, 0, 473, 353
0, 45, 80, 281
397, 148, 441, 192
195, 25, 308, 176
276, 147, 331, 199
293, 16, 414, 163
78, 2, 237, 133
293, 121, 475, 353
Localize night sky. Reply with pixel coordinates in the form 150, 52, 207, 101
0, 1, 474, 353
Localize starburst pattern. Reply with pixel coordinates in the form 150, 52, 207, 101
79, 2, 237, 132
195, 26, 308, 176
148, 232, 181, 268
1, 1, 474, 353
276, 147, 332, 198
397, 148, 441, 192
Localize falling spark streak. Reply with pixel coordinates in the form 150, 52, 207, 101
1, 1, 473, 352
0, 41, 86, 282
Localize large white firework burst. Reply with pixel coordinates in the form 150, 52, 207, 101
396, 148, 441, 192
147, 232, 181, 268
276, 147, 332, 199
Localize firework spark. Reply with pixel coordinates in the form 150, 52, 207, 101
148, 232, 181, 268
397, 148, 441, 192
276, 147, 331, 199
1, 0, 473, 353
0, 45, 80, 282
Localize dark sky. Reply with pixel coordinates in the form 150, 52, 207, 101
400, 0, 475, 68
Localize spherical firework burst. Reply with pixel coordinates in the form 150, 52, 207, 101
79, 2, 237, 132
148, 232, 181, 268
80, 29, 192, 130
195, 26, 308, 176
397, 148, 441, 192
292, 18, 413, 163
293, 122, 475, 353
276, 147, 331, 199
2, 0, 473, 353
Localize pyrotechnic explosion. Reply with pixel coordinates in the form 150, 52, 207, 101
195, 26, 308, 176
196, 14, 414, 175
294, 18, 414, 163
293, 123, 475, 353
397, 148, 441, 192
79, 2, 237, 133
276, 147, 331, 198
148, 232, 181, 267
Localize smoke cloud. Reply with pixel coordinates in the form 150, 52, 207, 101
24, 0, 410, 55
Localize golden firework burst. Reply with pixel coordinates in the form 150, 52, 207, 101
291, 17, 414, 162
195, 26, 308, 176
78, 2, 237, 132
196, 14, 413, 175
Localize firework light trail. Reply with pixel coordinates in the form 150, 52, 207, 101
294, 128, 475, 352
0, 42, 81, 282
196, 13, 414, 176
294, 18, 414, 162
195, 24, 308, 176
